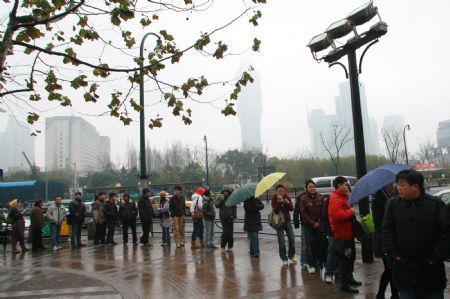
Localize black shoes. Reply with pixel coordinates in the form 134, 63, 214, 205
349, 279, 363, 287
340, 285, 359, 293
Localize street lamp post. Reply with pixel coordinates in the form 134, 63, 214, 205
204, 135, 209, 187
139, 32, 161, 195
403, 124, 411, 164
307, 1, 387, 263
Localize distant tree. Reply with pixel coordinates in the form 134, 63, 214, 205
381, 126, 403, 163
320, 123, 353, 175
417, 139, 435, 164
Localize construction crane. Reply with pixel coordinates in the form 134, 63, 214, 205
21, 151, 37, 178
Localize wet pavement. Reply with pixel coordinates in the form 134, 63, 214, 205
2, 232, 449, 299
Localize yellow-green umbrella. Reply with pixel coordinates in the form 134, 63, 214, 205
255, 172, 286, 197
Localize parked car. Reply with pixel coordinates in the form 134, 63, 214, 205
435, 189, 450, 204
311, 176, 357, 196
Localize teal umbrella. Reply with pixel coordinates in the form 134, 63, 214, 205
225, 182, 257, 206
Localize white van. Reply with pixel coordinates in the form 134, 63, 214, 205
310, 176, 357, 196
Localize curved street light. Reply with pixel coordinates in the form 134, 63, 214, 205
403, 124, 411, 164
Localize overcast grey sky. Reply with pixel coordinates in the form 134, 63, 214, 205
1, 0, 449, 167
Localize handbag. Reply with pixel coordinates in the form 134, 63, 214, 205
268, 210, 285, 229
352, 213, 370, 241
191, 199, 203, 220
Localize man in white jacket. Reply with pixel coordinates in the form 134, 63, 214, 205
46, 196, 66, 250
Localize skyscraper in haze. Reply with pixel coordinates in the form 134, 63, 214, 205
437, 120, 450, 148
237, 69, 262, 152
307, 109, 337, 159
383, 114, 405, 131
0, 118, 35, 172
45, 116, 110, 175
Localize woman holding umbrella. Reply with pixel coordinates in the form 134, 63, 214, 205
244, 196, 265, 258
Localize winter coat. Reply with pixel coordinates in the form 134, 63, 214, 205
119, 201, 138, 222
190, 193, 204, 214
215, 197, 237, 221
244, 197, 264, 232
300, 192, 324, 228
202, 197, 216, 221
169, 194, 186, 217
382, 193, 448, 293
320, 196, 333, 236
8, 207, 25, 237
440, 203, 450, 260
371, 189, 389, 257
30, 206, 44, 229
68, 199, 86, 224
271, 194, 294, 221
92, 200, 106, 224
103, 201, 119, 222
159, 199, 171, 228
293, 192, 306, 228
46, 203, 66, 224
138, 195, 154, 221
328, 189, 354, 240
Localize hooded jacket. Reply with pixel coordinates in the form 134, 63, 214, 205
328, 189, 354, 240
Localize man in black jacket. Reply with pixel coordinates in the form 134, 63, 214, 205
104, 193, 119, 245
215, 188, 237, 253
68, 192, 86, 248
169, 186, 186, 248
138, 188, 154, 246
119, 193, 138, 245
382, 170, 448, 299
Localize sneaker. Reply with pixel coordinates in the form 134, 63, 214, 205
52, 246, 58, 251
290, 256, 298, 264
325, 275, 333, 284
282, 260, 289, 267
307, 265, 316, 274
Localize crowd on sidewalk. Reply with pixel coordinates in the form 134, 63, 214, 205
2, 169, 449, 299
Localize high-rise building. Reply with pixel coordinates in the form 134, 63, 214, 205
237, 69, 262, 152
307, 109, 337, 159
0, 119, 35, 172
383, 114, 405, 131
437, 120, 450, 148
45, 116, 110, 175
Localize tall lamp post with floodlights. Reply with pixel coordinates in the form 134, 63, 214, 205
204, 135, 209, 187
307, 1, 387, 263
139, 33, 162, 195
403, 124, 411, 164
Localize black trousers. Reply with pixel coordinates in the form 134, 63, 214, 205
141, 219, 151, 244
106, 221, 115, 244
122, 219, 137, 243
32, 227, 43, 250
220, 219, 234, 249
94, 222, 106, 244
338, 239, 356, 287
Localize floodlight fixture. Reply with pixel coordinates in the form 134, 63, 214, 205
326, 19, 354, 39
307, 33, 332, 53
347, 1, 379, 26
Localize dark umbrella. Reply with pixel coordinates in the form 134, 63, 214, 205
349, 164, 414, 205
225, 183, 257, 206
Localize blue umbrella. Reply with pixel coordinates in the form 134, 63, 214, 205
349, 164, 414, 205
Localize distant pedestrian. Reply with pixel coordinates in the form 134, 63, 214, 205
294, 191, 309, 270
46, 196, 66, 250
30, 200, 45, 252
244, 196, 264, 258
119, 193, 138, 245
383, 170, 448, 299
328, 176, 361, 293
202, 189, 217, 249
92, 192, 106, 245
216, 187, 237, 253
272, 184, 296, 266
104, 192, 119, 245
190, 188, 205, 249
68, 192, 86, 248
159, 191, 171, 247
138, 188, 154, 246
8, 199, 27, 254
169, 186, 186, 248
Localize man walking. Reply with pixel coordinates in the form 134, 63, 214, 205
68, 192, 86, 248
138, 188, 154, 246
169, 186, 186, 248
47, 196, 66, 250
104, 193, 119, 245
92, 192, 106, 245
383, 170, 448, 299
30, 200, 45, 252
119, 193, 138, 245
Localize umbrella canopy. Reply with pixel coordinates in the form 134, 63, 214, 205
225, 183, 257, 206
255, 172, 286, 198
349, 164, 413, 205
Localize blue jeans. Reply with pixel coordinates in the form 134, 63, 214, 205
162, 227, 171, 245
204, 220, 215, 247
248, 232, 260, 256
276, 220, 295, 261
51, 223, 61, 247
398, 289, 444, 299
300, 225, 309, 265
70, 223, 82, 246
325, 235, 339, 277
191, 219, 204, 241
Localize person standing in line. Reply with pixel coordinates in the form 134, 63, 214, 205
119, 193, 138, 245
68, 192, 86, 248
216, 188, 237, 253
272, 184, 297, 267
104, 193, 119, 245
300, 179, 326, 274
328, 176, 361, 294
92, 192, 106, 245
30, 200, 45, 252
159, 191, 171, 246
294, 190, 309, 270
169, 186, 186, 248
202, 189, 217, 249
321, 194, 340, 284
8, 199, 27, 254
46, 196, 66, 250
244, 196, 264, 258
190, 187, 205, 249
138, 188, 154, 246
383, 170, 449, 299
